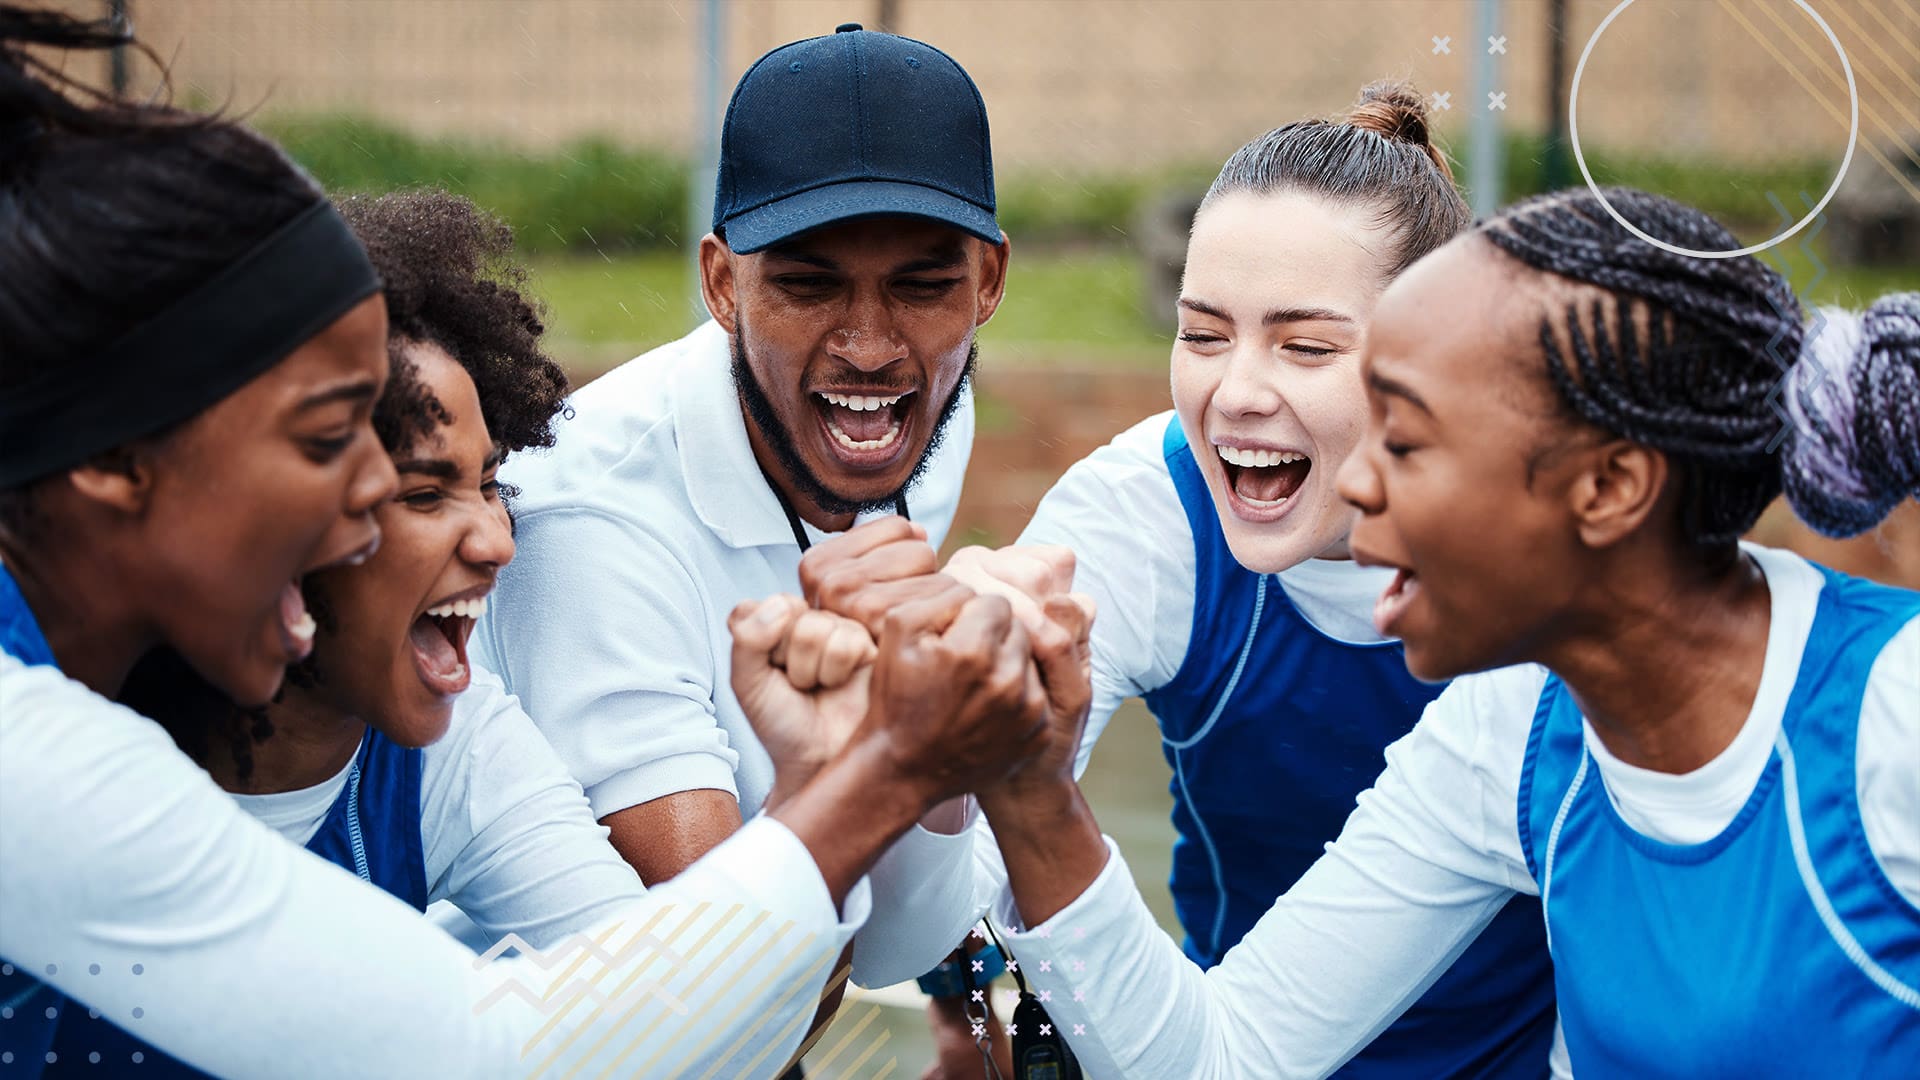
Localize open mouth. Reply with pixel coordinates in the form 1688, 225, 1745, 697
407, 593, 485, 697
1216, 444, 1312, 521
813, 390, 916, 467
278, 581, 318, 661
1372, 566, 1422, 636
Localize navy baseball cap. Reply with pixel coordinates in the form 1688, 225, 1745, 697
711, 23, 999, 254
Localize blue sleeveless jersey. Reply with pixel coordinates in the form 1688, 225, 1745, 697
1140, 418, 1557, 1078
1519, 564, 1920, 1075
0, 561, 430, 1078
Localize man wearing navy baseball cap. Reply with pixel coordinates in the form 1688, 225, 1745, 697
474, 22, 1011, 1064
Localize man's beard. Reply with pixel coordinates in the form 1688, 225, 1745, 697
730, 321, 976, 519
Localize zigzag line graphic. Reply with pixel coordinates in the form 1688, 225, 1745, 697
472, 975, 691, 1017
1760, 190, 1832, 453
472, 929, 690, 973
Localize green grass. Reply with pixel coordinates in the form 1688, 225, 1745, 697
529, 249, 1176, 380
527, 245, 1918, 382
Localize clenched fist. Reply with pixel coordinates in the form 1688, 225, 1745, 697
729, 594, 878, 806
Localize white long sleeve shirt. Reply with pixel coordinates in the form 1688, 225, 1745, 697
985, 543, 1920, 1078
235, 665, 648, 950
0, 651, 869, 1079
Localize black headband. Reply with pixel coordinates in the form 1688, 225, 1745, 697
0, 200, 381, 487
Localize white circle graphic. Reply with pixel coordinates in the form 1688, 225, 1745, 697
1569, 0, 1858, 259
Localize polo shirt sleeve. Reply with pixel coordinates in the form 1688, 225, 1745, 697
477, 507, 742, 820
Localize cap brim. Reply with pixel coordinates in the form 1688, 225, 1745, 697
723, 180, 1001, 254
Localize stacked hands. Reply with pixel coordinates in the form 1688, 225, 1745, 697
729, 518, 1096, 822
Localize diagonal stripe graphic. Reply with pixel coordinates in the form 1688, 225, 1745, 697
801, 1001, 881, 1076
474, 929, 690, 973
525, 903, 728, 1073
1825, 1, 1920, 101
1716, 0, 1920, 205
1748, 0, 1920, 170
584, 909, 789, 1080
686, 936, 839, 1080
1856, 0, 1920, 66
825, 1027, 892, 1080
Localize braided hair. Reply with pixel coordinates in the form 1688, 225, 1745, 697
1480, 187, 1920, 545
1204, 80, 1471, 275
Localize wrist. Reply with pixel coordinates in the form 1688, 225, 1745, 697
976, 770, 1078, 824
764, 753, 828, 811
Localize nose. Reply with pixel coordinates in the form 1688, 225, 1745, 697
461, 499, 516, 571
348, 435, 399, 518
1210, 343, 1282, 420
827, 289, 908, 373
1334, 439, 1383, 515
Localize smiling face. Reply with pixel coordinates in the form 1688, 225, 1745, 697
1172, 190, 1394, 572
299, 341, 513, 746
129, 295, 396, 705
1335, 237, 1594, 681
702, 217, 1009, 523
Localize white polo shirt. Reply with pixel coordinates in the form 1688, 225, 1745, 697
474, 319, 973, 820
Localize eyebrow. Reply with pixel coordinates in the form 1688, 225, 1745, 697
1177, 298, 1357, 328
392, 457, 459, 480
1366, 369, 1435, 415
296, 379, 380, 412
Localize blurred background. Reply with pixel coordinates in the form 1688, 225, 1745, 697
49, 0, 1920, 1072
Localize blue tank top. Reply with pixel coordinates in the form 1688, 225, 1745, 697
0, 566, 431, 1077
1139, 418, 1557, 1078
1519, 563, 1920, 1075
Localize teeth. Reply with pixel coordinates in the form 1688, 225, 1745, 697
819, 392, 905, 412
1217, 446, 1307, 468
426, 595, 488, 620
289, 612, 316, 644
826, 417, 904, 453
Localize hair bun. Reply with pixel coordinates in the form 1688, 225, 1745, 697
1782, 292, 1920, 536
1344, 80, 1452, 181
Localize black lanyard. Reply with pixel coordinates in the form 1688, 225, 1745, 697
774, 486, 909, 552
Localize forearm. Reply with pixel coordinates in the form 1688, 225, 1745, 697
769, 735, 934, 907
978, 779, 1109, 929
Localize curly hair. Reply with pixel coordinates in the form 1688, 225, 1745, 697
336, 189, 571, 469
121, 189, 575, 780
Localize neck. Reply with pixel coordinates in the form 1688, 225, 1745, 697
205, 681, 366, 795
0, 535, 155, 698
741, 410, 858, 534
1541, 547, 1770, 775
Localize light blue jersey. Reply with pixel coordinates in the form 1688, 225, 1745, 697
1520, 564, 1920, 1074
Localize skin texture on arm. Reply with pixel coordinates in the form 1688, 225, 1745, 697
603, 791, 744, 887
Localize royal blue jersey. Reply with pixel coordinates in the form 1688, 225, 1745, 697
1520, 564, 1920, 1074
1141, 418, 1557, 1078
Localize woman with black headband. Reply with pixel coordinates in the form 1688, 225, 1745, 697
0, 9, 1055, 1077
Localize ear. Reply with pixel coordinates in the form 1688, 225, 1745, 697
698, 233, 739, 333
1568, 440, 1666, 550
66, 448, 154, 517
973, 234, 1012, 327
